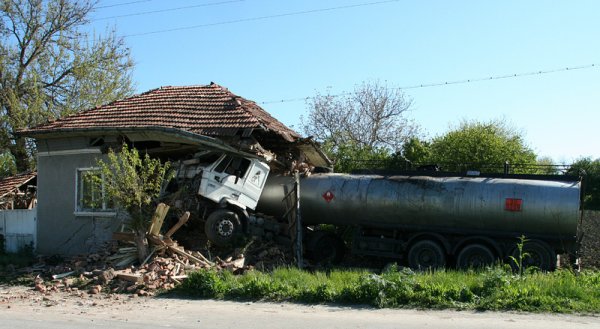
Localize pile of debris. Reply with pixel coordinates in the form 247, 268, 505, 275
15, 203, 292, 297
32, 251, 242, 297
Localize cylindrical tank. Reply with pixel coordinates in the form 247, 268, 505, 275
257, 173, 581, 240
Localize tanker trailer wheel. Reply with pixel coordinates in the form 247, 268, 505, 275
204, 209, 241, 247
510, 239, 556, 271
456, 244, 495, 269
408, 240, 446, 270
308, 232, 345, 265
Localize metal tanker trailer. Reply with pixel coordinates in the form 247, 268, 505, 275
258, 172, 582, 270
169, 151, 582, 270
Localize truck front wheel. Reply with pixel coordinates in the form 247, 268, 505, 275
204, 209, 242, 246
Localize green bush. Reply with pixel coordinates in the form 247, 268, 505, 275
179, 269, 228, 298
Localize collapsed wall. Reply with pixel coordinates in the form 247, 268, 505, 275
579, 210, 600, 269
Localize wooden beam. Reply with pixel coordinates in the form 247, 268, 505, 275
148, 203, 170, 235
116, 272, 142, 283
112, 232, 136, 242
165, 211, 190, 238
167, 246, 213, 266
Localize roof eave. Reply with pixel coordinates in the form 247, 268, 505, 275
20, 126, 261, 159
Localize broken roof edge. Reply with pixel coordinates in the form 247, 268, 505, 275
0, 171, 37, 199
295, 137, 333, 168
219, 87, 300, 142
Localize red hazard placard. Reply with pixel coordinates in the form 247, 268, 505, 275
322, 190, 335, 203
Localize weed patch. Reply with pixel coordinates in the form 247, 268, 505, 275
176, 266, 600, 313
0, 246, 37, 284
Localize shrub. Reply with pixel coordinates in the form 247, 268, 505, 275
180, 269, 227, 298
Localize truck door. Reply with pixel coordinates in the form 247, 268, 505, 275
243, 160, 270, 207
204, 155, 250, 205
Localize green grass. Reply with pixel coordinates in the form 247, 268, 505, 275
176, 265, 600, 313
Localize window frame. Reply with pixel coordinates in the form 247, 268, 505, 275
74, 167, 116, 217
214, 155, 251, 178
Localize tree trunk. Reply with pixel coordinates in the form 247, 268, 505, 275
10, 137, 30, 173
134, 227, 149, 263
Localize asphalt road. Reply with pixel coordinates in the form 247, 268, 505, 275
2, 296, 600, 329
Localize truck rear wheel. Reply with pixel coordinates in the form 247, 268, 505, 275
307, 232, 345, 264
408, 240, 446, 270
511, 239, 556, 271
456, 244, 495, 269
204, 209, 241, 247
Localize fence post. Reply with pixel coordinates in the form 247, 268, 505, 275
294, 172, 303, 268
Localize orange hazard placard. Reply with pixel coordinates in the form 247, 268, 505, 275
505, 198, 523, 212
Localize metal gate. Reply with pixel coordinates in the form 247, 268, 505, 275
0, 209, 37, 253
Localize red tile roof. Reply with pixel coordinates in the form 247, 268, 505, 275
22, 83, 299, 142
0, 172, 36, 199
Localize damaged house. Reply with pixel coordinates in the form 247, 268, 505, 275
0, 171, 37, 253
18, 83, 330, 255
0, 171, 37, 210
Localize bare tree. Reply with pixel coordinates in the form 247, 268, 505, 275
302, 81, 417, 153
0, 0, 135, 172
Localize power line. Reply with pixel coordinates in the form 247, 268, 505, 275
97, 0, 152, 9
94, 0, 244, 21
259, 64, 598, 105
401, 63, 597, 89
124, 0, 401, 37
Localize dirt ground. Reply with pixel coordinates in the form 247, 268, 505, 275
0, 283, 150, 313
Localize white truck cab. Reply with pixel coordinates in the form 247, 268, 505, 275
172, 151, 271, 246
199, 153, 270, 210
176, 151, 270, 210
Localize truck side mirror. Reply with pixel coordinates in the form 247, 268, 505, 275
234, 169, 241, 184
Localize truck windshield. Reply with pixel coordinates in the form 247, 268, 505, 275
195, 151, 222, 167
214, 155, 251, 177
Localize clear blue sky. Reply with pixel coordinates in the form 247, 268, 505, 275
89, 0, 600, 163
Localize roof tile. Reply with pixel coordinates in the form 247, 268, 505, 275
23, 83, 299, 141
0, 172, 36, 199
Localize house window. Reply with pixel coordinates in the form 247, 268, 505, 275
75, 168, 114, 214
